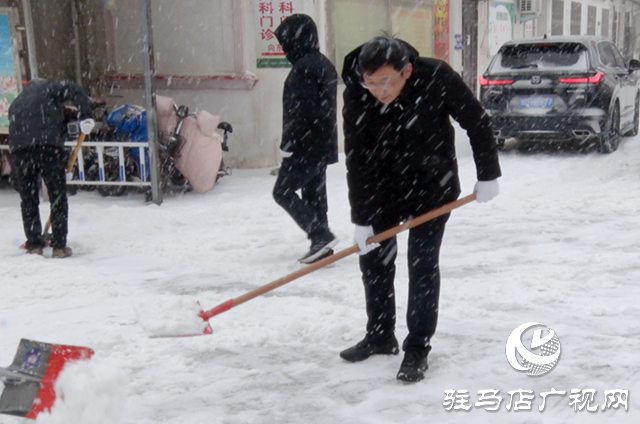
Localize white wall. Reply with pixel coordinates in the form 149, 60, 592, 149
450, 0, 463, 74
104, 0, 329, 169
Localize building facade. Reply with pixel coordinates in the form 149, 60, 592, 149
477, 0, 640, 92
4, 0, 640, 168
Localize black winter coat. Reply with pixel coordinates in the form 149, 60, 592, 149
9, 79, 92, 153
342, 42, 502, 226
274, 14, 338, 166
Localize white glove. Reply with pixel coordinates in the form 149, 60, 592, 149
65, 172, 73, 182
80, 118, 95, 135
280, 149, 293, 159
353, 225, 380, 255
474, 179, 499, 203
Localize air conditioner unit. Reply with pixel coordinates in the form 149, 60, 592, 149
519, 0, 540, 15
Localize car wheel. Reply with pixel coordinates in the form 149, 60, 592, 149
599, 103, 620, 153
625, 95, 640, 137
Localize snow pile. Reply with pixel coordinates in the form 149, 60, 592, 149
35, 359, 128, 424
135, 296, 210, 337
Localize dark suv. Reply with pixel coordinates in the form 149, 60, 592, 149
480, 36, 640, 153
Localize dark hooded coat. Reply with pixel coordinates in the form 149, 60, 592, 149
9, 79, 92, 153
342, 41, 502, 226
274, 14, 338, 166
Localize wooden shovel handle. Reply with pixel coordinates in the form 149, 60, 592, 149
66, 132, 86, 173
43, 133, 87, 236
200, 193, 477, 321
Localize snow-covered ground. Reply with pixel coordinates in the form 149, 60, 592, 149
1, 131, 640, 424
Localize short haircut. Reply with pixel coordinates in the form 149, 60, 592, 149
358, 35, 410, 75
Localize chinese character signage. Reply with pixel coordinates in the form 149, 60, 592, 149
255, 0, 299, 68
0, 10, 20, 133
489, 2, 513, 56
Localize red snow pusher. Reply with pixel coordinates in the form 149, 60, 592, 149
0, 339, 94, 419
160, 194, 477, 338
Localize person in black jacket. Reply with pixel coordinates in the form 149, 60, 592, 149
272, 14, 339, 264
9, 79, 94, 258
339, 35, 502, 382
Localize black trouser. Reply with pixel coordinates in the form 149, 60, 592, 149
12, 146, 68, 250
273, 159, 330, 241
359, 214, 449, 355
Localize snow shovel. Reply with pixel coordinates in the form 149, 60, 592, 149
157, 193, 477, 338
0, 339, 94, 419
42, 132, 87, 238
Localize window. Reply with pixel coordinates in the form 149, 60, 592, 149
334, 0, 389, 74
587, 6, 596, 35
602, 9, 610, 39
551, 0, 564, 35
391, 1, 434, 59
535, 0, 549, 37
610, 43, 625, 67
490, 43, 589, 73
105, 0, 237, 76
570, 2, 581, 35
334, 0, 436, 73
597, 42, 619, 68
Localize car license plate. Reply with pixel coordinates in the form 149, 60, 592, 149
519, 96, 554, 108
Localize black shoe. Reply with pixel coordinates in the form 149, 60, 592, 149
298, 232, 338, 264
301, 249, 334, 264
397, 351, 429, 382
340, 336, 399, 362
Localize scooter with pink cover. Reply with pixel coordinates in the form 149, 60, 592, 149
155, 95, 232, 194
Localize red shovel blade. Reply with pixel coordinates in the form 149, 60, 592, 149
177, 302, 213, 337
0, 339, 94, 419
145, 301, 213, 338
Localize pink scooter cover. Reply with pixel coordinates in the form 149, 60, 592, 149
156, 96, 223, 193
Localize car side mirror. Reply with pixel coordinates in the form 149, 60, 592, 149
629, 59, 640, 71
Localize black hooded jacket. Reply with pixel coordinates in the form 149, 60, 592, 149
274, 14, 338, 166
9, 79, 92, 153
342, 41, 502, 226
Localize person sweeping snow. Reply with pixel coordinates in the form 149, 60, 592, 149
339, 35, 502, 382
9, 78, 94, 258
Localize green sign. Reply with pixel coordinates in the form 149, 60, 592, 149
257, 58, 291, 68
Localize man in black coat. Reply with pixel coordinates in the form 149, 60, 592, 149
9, 79, 94, 258
272, 14, 339, 264
339, 36, 502, 382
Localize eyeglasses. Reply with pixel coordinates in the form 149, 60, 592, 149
360, 65, 407, 90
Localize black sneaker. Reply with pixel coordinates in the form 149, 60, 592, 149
340, 336, 399, 362
298, 232, 338, 264
397, 351, 429, 382
301, 249, 334, 265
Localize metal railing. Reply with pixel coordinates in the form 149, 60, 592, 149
0, 141, 152, 189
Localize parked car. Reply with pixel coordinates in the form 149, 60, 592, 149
480, 36, 640, 153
